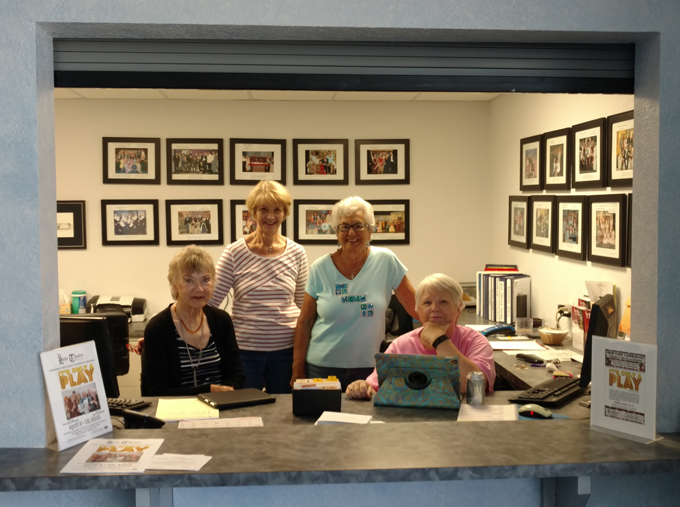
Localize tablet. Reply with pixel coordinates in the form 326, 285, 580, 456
197, 388, 276, 410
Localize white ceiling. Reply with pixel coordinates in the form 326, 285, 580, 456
54, 88, 501, 102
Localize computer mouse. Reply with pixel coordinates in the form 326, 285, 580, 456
518, 403, 553, 419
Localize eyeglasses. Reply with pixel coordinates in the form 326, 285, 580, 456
337, 223, 366, 233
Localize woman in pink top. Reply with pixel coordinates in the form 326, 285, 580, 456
346, 273, 495, 399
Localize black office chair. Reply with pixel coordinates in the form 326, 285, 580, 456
140, 349, 149, 397
380, 295, 415, 352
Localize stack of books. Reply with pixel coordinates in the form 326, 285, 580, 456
476, 265, 531, 325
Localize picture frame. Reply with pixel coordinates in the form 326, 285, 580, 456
607, 110, 634, 187
100, 199, 159, 246
627, 193, 633, 267
293, 199, 338, 245
292, 139, 349, 185
519, 135, 543, 191
556, 195, 589, 261
529, 195, 555, 253
571, 118, 607, 189
166, 138, 224, 185
543, 128, 572, 191
508, 196, 531, 249
355, 139, 410, 185
57, 201, 87, 250
165, 199, 224, 246
230, 138, 286, 185
588, 193, 628, 267
230, 199, 287, 242
369, 200, 410, 245
102, 137, 161, 184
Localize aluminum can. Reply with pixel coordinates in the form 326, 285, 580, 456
466, 371, 485, 405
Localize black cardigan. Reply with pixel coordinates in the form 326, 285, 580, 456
142, 304, 245, 396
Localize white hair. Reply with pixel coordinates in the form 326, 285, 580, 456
329, 196, 376, 229
416, 274, 465, 310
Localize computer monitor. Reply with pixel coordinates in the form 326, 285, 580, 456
89, 311, 130, 376
59, 315, 120, 398
579, 294, 618, 389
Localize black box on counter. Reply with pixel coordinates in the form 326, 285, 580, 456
292, 378, 342, 417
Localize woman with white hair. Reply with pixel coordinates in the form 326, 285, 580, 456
291, 196, 417, 391
345, 273, 495, 399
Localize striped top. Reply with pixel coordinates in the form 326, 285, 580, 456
209, 238, 308, 351
176, 330, 223, 388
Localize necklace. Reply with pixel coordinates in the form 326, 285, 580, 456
176, 316, 204, 388
174, 304, 204, 334
341, 248, 367, 280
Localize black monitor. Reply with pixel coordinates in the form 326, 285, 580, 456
59, 315, 120, 398
579, 294, 618, 389
89, 311, 130, 376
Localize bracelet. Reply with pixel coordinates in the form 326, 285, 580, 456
432, 335, 450, 350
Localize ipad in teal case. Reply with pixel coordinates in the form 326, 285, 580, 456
373, 353, 461, 409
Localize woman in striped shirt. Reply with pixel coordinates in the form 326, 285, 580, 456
142, 245, 245, 396
209, 181, 308, 394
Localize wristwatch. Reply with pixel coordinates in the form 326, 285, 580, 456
432, 334, 450, 350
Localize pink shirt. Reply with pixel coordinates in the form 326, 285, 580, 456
366, 326, 496, 392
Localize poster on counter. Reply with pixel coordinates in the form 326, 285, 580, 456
60, 438, 164, 474
591, 336, 658, 443
40, 341, 113, 451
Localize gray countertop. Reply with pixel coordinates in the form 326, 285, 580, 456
2, 393, 680, 492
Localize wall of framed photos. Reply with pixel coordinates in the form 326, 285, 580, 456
55, 92, 632, 322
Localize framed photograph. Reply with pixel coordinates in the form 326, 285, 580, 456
543, 128, 572, 191
292, 139, 348, 185
230, 138, 286, 185
165, 199, 223, 246
102, 137, 160, 184
627, 193, 633, 267
572, 118, 606, 189
57, 201, 86, 250
166, 138, 224, 185
293, 200, 338, 245
588, 194, 628, 267
519, 135, 543, 191
607, 110, 634, 187
556, 195, 589, 261
529, 195, 555, 253
230, 200, 287, 242
355, 139, 410, 185
100, 199, 159, 246
370, 200, 410, 245
508, 196, 530, 249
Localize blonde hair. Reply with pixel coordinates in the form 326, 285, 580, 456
330, 196, 376, 229
416, 273, 465, 310
167, 245, 216, 300
246, 181, 293, 219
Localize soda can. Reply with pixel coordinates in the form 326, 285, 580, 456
466, 371, 485, 405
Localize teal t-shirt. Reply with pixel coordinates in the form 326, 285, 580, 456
305, 247, 407, 368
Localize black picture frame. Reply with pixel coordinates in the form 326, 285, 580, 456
508, 196, 531, 249
355, 139, 410, 185
57, 201, 87, 250
165, 199, 224, 246
571, 118, 607, 189
607, 110, 634, 188
543, 128, 572, 191
292, 139, 349, 185
627, 193, 633, 267
102, 137, 161, 185
556, 195, 589, 261
519, 134, 543, 191
588, 193, 628, 267
368, 199, 410, 245
166, 138, 224, 185
230, 199, 287, 243
100, 199, 159, 246
293, 199, 338, 245
229, 138, 286, 185
529, 195, 556, 253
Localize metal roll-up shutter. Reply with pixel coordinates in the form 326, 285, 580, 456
53, 39, 634, 94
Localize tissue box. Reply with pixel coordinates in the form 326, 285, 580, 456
59, 303, 72, 315
292, 378, 342, 417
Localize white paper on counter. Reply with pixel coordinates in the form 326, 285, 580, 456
458, 404, 518, 422
147, 453, 212, 471
490, 341, 546, 351
178, 417, 263, 429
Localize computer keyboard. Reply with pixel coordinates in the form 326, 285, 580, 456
510, 376, 584, 407
107, 398, 152, 416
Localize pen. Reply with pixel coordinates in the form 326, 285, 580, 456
530, 363, 546, 367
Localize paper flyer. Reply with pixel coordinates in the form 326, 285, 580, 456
40, 341, 113, 451
591, 336, 657, 443
60, 438, 164, 474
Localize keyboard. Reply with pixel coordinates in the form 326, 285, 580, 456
107, 398, 152, 416
510, 376, 584, 407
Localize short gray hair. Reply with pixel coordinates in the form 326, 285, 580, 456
416, 274, 465, 310
167, 245, 216, 300
329, 196, 376, 229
